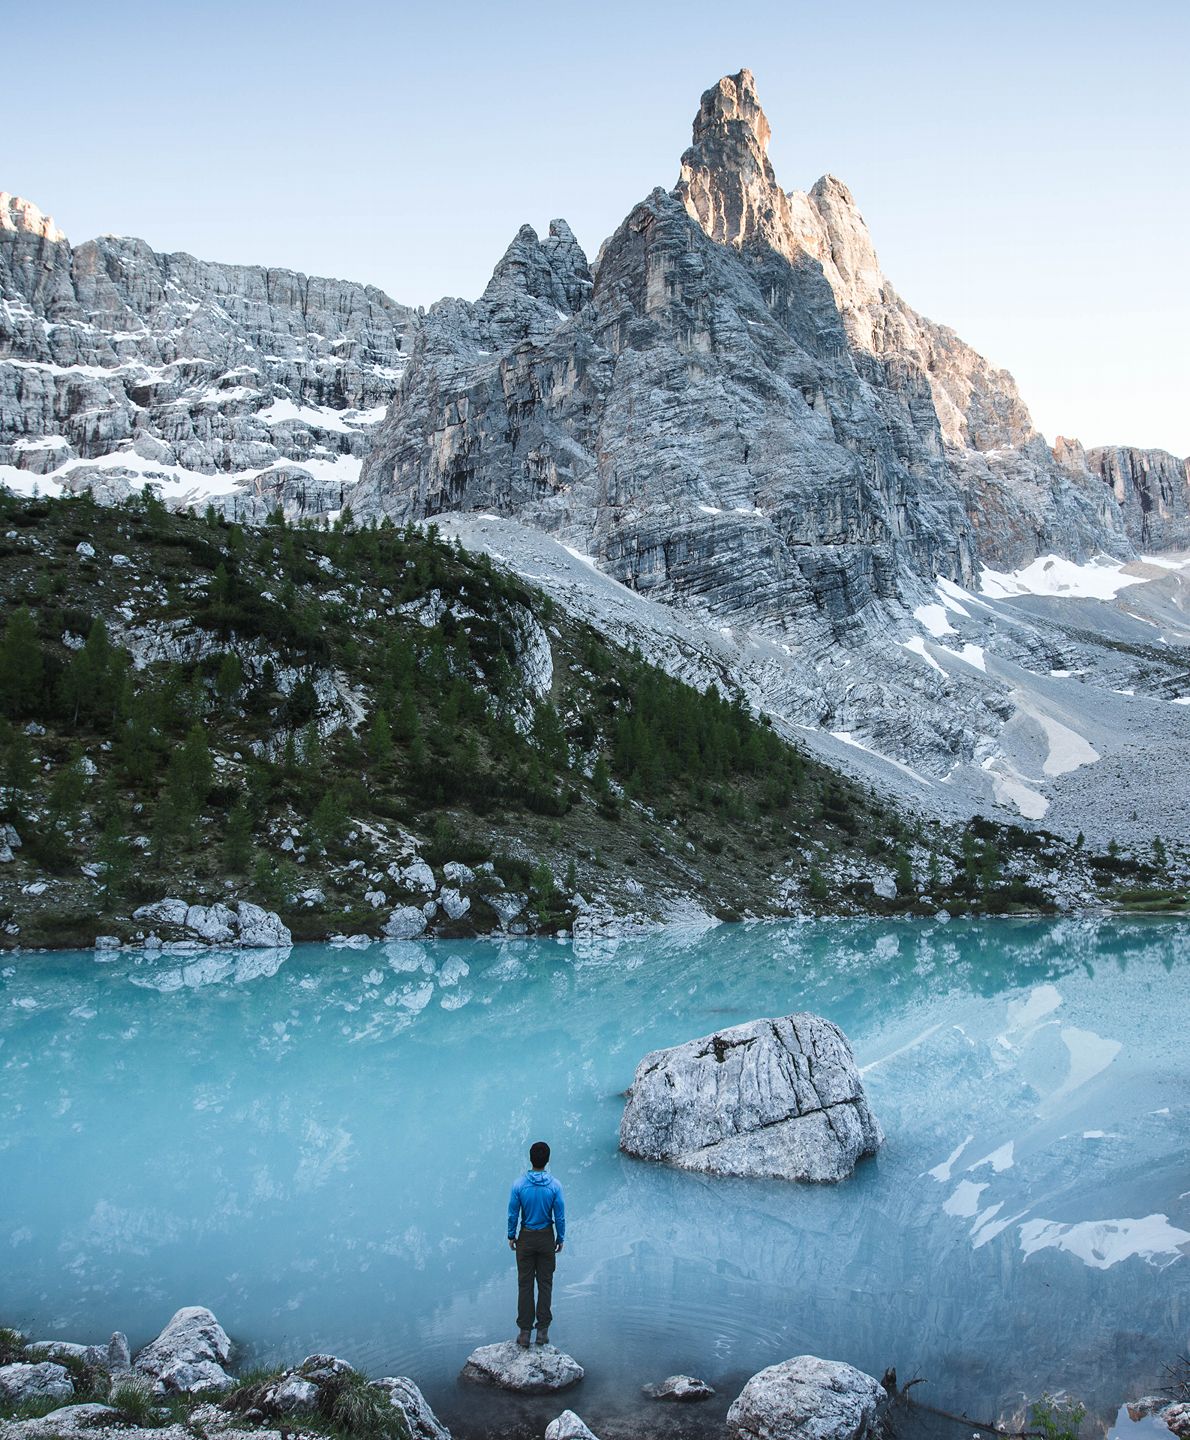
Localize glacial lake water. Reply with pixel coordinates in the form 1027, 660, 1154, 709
1, 918, 1187, 1439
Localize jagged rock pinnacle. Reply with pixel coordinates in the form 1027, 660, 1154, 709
674, 70, 795, 254
1, 192, 66, 244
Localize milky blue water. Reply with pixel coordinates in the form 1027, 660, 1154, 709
1, 918, 1187, 1437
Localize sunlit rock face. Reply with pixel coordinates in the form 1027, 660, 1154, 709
357, 66, 1169, 621
0, 192, 416, 514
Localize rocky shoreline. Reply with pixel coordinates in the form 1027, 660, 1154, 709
3, 1306, 1186, 1440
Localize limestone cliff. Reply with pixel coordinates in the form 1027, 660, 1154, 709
0, 190, 416, 516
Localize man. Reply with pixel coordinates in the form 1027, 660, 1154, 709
507, 1140, 565, 1347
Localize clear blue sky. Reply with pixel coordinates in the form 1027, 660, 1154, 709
6, 0, 1188, 455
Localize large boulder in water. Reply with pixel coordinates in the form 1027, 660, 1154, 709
727, 1356, 885, 1440
620, 1013, 882, 1182
460, 1341, 583, 1393
546, 1412, 600, 1440
133, 1306, 233, 1394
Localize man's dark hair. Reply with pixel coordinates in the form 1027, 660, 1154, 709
529, 1140, 550, 1169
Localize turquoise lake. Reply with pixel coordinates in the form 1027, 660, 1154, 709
1, 918, 1187, 1436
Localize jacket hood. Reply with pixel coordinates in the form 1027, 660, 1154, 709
524, 1169, 553, 1185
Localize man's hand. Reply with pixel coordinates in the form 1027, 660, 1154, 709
508, 1237, 516, 1251
555, 1241, 564, 1254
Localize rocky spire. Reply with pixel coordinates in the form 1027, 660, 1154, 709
674, 69, 799, 259
1, 192, 66, 244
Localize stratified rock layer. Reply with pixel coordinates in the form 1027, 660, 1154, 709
620, 1014, 882, 1182
0, 191, 414, 516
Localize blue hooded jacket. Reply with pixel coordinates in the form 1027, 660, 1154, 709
508, 1169, 565, 1242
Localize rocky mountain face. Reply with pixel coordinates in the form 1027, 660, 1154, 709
1, 74, 1187, 843
357, 70, 1179, 600
0, 191, 416, 520
349, 71, 1188, 840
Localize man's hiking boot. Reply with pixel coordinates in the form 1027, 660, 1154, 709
516, 1330, 531, 1348
536, 1328, 549, 1346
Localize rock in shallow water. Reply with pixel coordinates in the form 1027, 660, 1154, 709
643, 1374, 716, 1401
545, 1410, 600, 1440
460, 1341, 583, 1393
726, 1356, 885, 1440
620, 1013, 882, 1183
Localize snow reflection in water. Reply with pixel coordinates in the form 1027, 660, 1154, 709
1, 916, 1187, 1436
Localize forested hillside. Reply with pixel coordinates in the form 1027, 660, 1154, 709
0, 492, 1177, 948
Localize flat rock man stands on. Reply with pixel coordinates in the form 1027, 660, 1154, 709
507, 1140, 566, 1346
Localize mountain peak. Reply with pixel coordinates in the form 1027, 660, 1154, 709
1, 192, 66, 244
690, 68, 771, 156
675, 69, 794, 255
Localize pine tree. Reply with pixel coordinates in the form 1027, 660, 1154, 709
368, 708, 393, 764
895, 850, 914, 897
223, 799, 254, 874
96, 812, 132, 910
0, 607, 43, 718
215, 651, 243, 706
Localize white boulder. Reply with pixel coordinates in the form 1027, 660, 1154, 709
132, 898, 189, 928
545, 1410, 600, 1440
460, 1340, 583, 1393
384, 905, 428, 941
235, 902, 292, 948
400, 861, 436, 892
371, 1376, 452, 1440
726, 1356, 885, 1440
620, 1013, 882, 1182
132, 1305, 232, 1394
184, 904, 237, 944
439, 888, 470, 921
442, 862, 475, 885
0, 1362, 74, 1404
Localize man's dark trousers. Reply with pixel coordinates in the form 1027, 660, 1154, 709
516, 1225, 555, 1331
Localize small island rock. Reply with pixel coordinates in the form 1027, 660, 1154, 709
727, 1356, 885, 1440
644, 1374, 716, 1402
620, 1013, 882, 1182
460, 1341, 583, 1394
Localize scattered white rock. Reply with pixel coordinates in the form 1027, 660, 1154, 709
726, 1356, 885, 1440
400, 861, 436, 892
620, 1013, 883, 1182
0, 1362, 74, 1404
235, 902, 292, 948
483, 891, 526, 924
439, 888, 470, 921
460, 1340, 583, 1394
442, 862, 475, 885
132, 898, 189, 928
384, 905, 428, 941
75, 541, 95, 558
